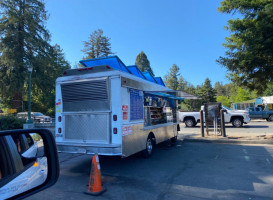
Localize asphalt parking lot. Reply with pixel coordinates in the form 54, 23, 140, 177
29, 130, 273, 200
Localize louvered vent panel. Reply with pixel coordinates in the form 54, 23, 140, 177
62, 80, 108, 102
61, 79, 110, 112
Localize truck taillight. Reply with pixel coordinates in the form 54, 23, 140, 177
113, 128, 117, 134
58, 128, 62, 133
106, 65, 111, 69
58, 116, 62, 122
113, 115, 117, 121
63, 71, 67, 75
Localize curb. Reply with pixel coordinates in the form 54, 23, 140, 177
182, 137, 273, 145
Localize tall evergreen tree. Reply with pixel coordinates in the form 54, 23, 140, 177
217, 0, 273, 94
197, 78, 216, 103
135, 51, 154, 76
31, 44, 70, 115
82, 29, 113, 59
263, 83, 273, 96
178, 76, 186, 91
214, 81, 227, 96
164, 64, 180, 90
0, 0, 51, 107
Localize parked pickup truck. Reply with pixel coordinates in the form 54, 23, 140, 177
179, 106, 250, 128
247, 107, 273, 121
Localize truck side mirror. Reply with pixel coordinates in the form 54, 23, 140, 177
0, 129, 59, 199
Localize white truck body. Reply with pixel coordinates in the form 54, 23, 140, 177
55, 57, 180, 157
179, 106, 250, 127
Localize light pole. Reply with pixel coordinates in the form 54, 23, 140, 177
27, 66, 33, 124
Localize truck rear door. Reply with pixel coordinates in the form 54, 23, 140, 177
61, 78, 111, 144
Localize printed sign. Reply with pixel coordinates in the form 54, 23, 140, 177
130, 89, 143, 120
8, 109, 17, 114
122, 126, 133, 136
122, 105, 128, 111
123, 112, 128, 120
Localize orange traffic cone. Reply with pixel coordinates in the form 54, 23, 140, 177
84, 154, 106, 196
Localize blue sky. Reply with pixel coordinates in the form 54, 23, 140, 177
45, 0, 232, 86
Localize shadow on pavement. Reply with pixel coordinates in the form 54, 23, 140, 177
183, 125, 269, 129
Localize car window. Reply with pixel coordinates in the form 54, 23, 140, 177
0, 136, 24, 180
11, 135, 30, 154
34, 113, 43, 117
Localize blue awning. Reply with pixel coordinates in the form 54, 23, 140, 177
154, 77, 165, 86
79, 56, 131, 74
127, 65, 146, 80
145, 92, 184, 100
143, 72, 158, 83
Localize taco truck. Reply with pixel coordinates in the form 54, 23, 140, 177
55, 56, 184, 157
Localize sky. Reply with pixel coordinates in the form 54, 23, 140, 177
44, 0, 233, 86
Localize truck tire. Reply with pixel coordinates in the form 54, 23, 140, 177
171, 136, 177, 144
232, 118, 243, 127
185, 118, 196, 127
142, 135, 155, 158
268, 115, 273, 122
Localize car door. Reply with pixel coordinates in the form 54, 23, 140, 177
249, 107, 256, 118
254, 107, 263, 118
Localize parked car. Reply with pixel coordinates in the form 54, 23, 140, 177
179, 106, 250, 128
16, 112, 52, 123
247, 107, 273, 121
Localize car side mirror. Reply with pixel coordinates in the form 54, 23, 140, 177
0, 129, 59, 200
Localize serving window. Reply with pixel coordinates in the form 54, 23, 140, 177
143, 94, 177, 126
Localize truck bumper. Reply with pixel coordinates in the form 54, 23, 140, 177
244, 117, 251, 123
56, 142, 122, 156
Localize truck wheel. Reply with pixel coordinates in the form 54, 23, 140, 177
268, 115, 273, 122
142, 135, 154, 158
171, 136, 177, 144
232, 118, 243, 127
185, 118, 195, 127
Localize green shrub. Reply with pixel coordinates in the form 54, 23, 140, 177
0, 115, 25, 130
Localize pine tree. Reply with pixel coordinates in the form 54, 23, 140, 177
214, 81, 227, 96
197, 78, 216, 103
135, 51, 154, 76
31, 44, 70, 115
164, 64, 180, 90
217, 0, 273, 93
0, 0, 51, 108
82, 29, 113, 59
178, 76, 185, 91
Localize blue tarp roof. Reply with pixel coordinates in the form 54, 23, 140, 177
79, 56, 167, 87
143, 72, 158, 83
127, 65, 146, 80
154, 77, 165, 86
79, 56, 131, 74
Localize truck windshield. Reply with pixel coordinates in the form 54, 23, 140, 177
222, 106, 231, 110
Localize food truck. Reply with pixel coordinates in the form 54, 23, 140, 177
55, 56, 184, 157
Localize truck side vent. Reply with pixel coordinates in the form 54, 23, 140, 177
61, 79, 110, 112
62, 80, 108, 103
